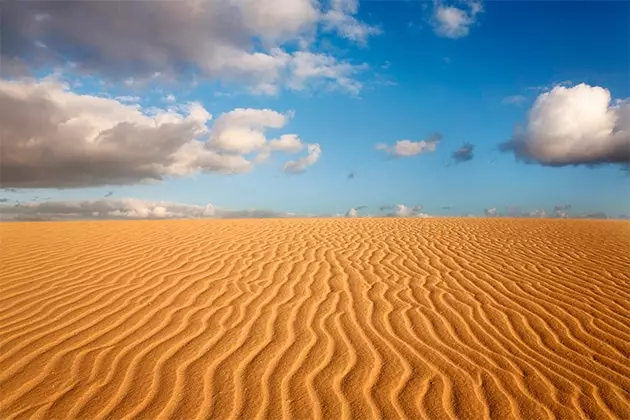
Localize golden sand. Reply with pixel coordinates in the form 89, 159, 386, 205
1, 218, 629, 419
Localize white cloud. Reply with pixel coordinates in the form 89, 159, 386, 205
0, 77, 318, 188
268, 134, 305, 153
528, 209, 547, 218
283, 143, 322, 174
0, 198, 296, 221
377, 204, 426, 217
376, 133, 442, 157
3, 0, 376, 95
321, 0, 381, 44
287, 51, 369, 95
208, 108, 291, 154
484, 207, 497, 217
500, 83, 630, 166
433, 1, 483, 39
393, 204, 425, 217
345, 207, 358, 217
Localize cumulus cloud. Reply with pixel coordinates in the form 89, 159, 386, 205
0, 198, 296, 221
451, 143, 475, 164
484, 207, 497, 217
376, 133, 442, 157
433, 1, 483, 39
3, 0, 375, 95
208, 108, 291, 154
283, 144, 322, 174
386, 204, 426, 217
553, 204, 572, 218
345, 205, 368, 218
268, 134, 305, 154
0, 77, 318, 188
528, 209, 547, 218
500, 83, 630, 166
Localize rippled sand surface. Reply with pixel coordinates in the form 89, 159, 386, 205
1, 218, 629, 419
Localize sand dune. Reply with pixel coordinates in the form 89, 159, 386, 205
1, 218, 629, 419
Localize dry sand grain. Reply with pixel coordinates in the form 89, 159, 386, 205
1, 218, 629, 419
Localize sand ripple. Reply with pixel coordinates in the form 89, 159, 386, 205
1, 218, 629, 419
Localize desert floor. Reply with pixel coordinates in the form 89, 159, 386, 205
1, 218, 629, 420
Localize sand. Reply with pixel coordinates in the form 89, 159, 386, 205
1, 218, 629, 420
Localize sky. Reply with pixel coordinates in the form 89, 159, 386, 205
0, 0, 629, 220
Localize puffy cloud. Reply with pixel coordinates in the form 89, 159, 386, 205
283, 144, 322, 174
376, 133, 442, 157
0, 198, 296, 221
268, 134, 305, 153
3, 0, 374, 95
433, 1, 483, 39
451, 143, 475, 164
553, 204, 572, 218
500, 83, 630, 166
414, 213, 432, 218
0, 77, 317, 188
386, 204, 425, 217
345, 208, 358, 217
528, 209, 547, 218
484, 208, 497, 217
208, 108, 291, 154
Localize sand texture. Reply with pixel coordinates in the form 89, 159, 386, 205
1, 218, 629, 419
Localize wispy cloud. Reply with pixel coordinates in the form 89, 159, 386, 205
501, 95, 528, 106
432, 1, 483, 39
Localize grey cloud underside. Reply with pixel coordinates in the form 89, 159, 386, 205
451, 143, 474, 163
2, 1, 374, 94
0, 198, 296, 221
0, 93, 242, 188
500, 84, 630, 166
0, 79, 318, 188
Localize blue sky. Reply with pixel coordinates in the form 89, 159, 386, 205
0, 0, 628, 219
